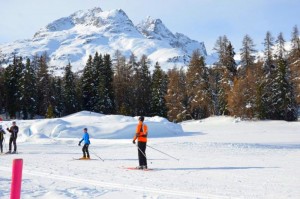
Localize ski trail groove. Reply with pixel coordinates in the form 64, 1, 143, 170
0, 166, 236, 199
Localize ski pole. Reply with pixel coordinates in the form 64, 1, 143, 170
4, 136, 7, 151
135, 143, 147, 159
89, 149, 104, 162
147, 144, 179, 161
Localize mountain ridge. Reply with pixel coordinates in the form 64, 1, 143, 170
0, 7, 210, 75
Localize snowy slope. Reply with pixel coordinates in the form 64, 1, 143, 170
0, 7, 210, 75
0, 113, 299, 198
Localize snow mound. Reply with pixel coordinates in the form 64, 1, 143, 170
19, 111, 183, 141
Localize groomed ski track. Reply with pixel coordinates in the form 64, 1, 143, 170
0, 166, 234, 199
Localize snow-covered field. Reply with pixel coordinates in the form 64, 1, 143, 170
0, 112, 299, 199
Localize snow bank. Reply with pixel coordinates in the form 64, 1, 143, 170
2, 111, 183, 142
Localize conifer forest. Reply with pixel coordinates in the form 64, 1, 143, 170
0, 27, 299, 121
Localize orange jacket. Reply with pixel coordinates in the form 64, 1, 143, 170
133, 121, 148, 142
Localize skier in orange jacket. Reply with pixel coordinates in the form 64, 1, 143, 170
133, 116, 148, 169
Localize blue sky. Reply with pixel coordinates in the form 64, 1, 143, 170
0, 0, 299, 54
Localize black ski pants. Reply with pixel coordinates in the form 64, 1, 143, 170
0, 138, 3, 153
138, 141, 147, 166
9, 136, 17, 152
82, 144, 90, 158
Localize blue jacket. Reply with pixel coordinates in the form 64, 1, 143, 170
80, 132, 90, 145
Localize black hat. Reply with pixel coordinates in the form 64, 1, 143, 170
139, 116, 144, 122
84, 128, 88, 131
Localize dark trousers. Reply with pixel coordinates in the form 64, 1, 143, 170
138, 141, 147, 166
9, 137, 17, 152
82, 144, 90, 157
0, 138, 3, 153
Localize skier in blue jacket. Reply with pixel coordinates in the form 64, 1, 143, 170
78, 128, 90, 159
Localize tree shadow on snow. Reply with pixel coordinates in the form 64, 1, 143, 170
180, 131, 207, 137
154, 166, 279, 171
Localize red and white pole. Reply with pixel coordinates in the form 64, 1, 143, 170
10, 159, 23, 199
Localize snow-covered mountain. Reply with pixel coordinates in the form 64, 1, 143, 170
0, 7, 209, 74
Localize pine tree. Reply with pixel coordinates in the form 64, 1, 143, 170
36, 53, 51, 117
150, 62, 168, 117
186, 50, 212, 119
51, 77, 64, 117
263, 31, 275, 73
0, 66, 4, 114
19, 58, 37, 119
81, 55, 94, 111
45, 104, 54, 118
211, 37, 237, 116
165, 67, 187, 122
289, 25, 300, 107
92, 52, 103, 112
63, 63, 78, 115
132, 55, 152, 116
228, 66, 258, 118
264, 33, 298, 121
3, 56, 23, 118
224, 42, 237, 77
213, 35, 229, 66
270, 57, 297, 121
240, 34, 256, 75
0, 49, 5, 66
113, 52, 133, 115
213, 36, 237, 77
98, 54, 115, 114
290, 25, 300, 62
276, 32, 286, 60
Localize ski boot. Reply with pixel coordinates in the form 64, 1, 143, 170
79, 156, 86, 160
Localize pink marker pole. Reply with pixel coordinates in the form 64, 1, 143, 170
10, 159, 23, 199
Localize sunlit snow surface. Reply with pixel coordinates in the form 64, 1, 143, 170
0, 112, 299, 199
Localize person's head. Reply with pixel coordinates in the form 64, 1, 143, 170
138, 116, 144, 122
83, 128, 88, 133
12, 121, 16, 126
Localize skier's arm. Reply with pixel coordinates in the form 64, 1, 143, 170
78, 137, 84, 146
7, 127, 12, 133
133, 124, 141, 144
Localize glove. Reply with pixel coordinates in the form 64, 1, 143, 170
78, 142, 81, 146
132, 140, 136, 144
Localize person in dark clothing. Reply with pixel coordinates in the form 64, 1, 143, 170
132, 116, 148, 169
0, 125, 6, 153
78, 128, 90, 159
6, 121, 19, 154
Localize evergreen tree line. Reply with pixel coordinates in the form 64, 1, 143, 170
0, 51, 168, 119
166, 27, 299, 122
0, 26, 299, 121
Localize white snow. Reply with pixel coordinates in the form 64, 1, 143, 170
0, 7, 212, 75
0, 113, 299, 198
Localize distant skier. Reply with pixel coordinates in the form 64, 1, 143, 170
132, 116, 148, 169
6, 121, 19, 154
78, 128, 90, 159
0, 125, 6, 153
